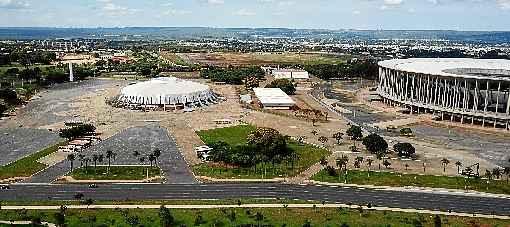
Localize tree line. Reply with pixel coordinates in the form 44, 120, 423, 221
200, 66, 265, 85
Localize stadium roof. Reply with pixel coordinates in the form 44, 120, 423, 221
379, 58, 510, 81
119, 77, 214, 105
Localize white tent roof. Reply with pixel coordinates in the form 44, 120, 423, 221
119, 77, 215, 105
253, 88, 295, 107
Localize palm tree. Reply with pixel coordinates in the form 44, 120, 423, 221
441, 158, 450, 173
319, 157, 328, 167
503, 167, 510, 183
133, 151, 140, 159
366, 158, 373, 177
492, 168, 502, 179
148, 155, 156, 167
92, 154, 99, 171
152, 149, 161, 166
105, 150, 116, 174
78, 154, 85, 167
67, 154, 75, 171
83, 157, 90, 173
455, 161, 462, 174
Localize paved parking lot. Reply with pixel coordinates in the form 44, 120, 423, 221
25, 124, 197, 184
0, 128, 61, 166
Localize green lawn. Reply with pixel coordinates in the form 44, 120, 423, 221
313, 169, 510, 195
0, 207, 507, 227
194, 125, 331, 179
69, 166, 162, 180
0, 141, 66, 180
196, 124, 256, 147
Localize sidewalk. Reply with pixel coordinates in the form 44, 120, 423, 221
306, 180, 510, 199
1, 204, 508, 220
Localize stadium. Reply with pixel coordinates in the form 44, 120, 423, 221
112, 77, 219, 110
377, 58, 510, 129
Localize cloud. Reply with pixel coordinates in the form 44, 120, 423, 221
353, 10, 361, 15
164, 9, 192, 15
497, 0, 510, 9
234, 9, 256, 16
207, 0, 224, 5
384, 0, 404, 6
0, 0, 29, 9
98, 1, 139, 17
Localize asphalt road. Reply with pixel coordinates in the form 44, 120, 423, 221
1, 183, 509, 216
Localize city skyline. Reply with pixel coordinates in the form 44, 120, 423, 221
1, 0, 510, 31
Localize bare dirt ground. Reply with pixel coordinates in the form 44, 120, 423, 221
180, 52, 345, 67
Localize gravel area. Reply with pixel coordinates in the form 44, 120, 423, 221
24, 125, 197, 184
0, 79, 123, 129
0, 128, 61, 166
411, 123, 510, 167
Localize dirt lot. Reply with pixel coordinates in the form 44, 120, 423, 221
179, 52, 346, 67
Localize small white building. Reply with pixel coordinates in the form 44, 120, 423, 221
272, 69, 310, 80
253, 88, 296, 109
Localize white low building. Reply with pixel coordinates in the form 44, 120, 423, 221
253, 88, 296, 109
272, 69, 310, 80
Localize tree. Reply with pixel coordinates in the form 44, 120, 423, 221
332, 132, 344, 145
319, 157, 328, 167
318, 136, 328, 146
441, 158, 450, 172
455, 161, 462, 174
105, 150, 116, 174
67, 154, 75, 171
404, 163, 410, 170
504, 167, 510, 183
346, 125, 363, 140
265, 79, 296, 95
247, 127, 289, 161
152, 148, 161, 166
393, 143, 415, 158
400, 128, 413, 137
383, 160, 392, 169
54, 211, 66, 227
433, 214, 442, 227
159, 205, 174, 227
362, 134, 388, 155
366, 159, 373, 172
255, 212, 265, 227
492, 168, 502, 179
148, 155, 156, 167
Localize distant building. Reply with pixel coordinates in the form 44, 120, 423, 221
253, 88, 296, 109
272, 69, 310, 80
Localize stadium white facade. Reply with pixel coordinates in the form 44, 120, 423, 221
116, 77, 217, 108
377, 58, 510, 129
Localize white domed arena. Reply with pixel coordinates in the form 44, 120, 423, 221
113, 77, 219, 110
377, 58, 510, 129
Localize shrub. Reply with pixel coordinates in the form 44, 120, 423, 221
394, 142, 415, 158
265, 79, 296, 95
362, 134, 388, 154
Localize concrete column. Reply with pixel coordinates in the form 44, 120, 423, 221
442, 79, 447, 107
426, 75, 431, 104
411, 74, 415, 101
434, 77, 439, 105
484, 81, 489, 114
405, 73, 409, 101
474, 80, 479, 112
506, 86, 510, 115
495, 82, 501, 114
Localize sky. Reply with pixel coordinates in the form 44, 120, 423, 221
0, 0, 509, 31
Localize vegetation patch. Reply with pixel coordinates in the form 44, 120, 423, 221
194, 125, 331, 179
313, 169, 510, 195
0, 206, 507, 227
69, 166, 162, 181
0, 141, 66, 180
